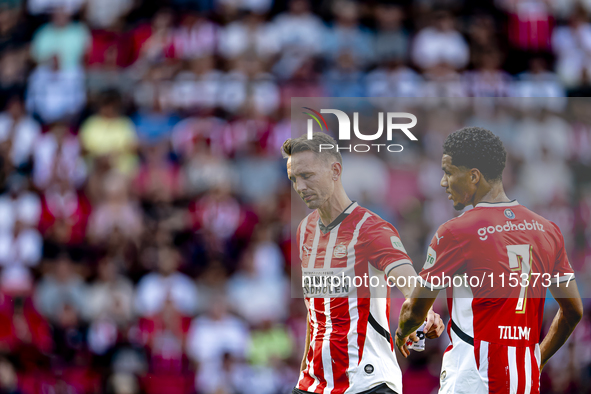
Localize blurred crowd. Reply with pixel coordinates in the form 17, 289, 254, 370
0, 0, 591, 393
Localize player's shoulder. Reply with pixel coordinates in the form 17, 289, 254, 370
354, 206, 400, 236
297, 210, 319, 232
512, 204, 563, 238
433, 211, 468, 238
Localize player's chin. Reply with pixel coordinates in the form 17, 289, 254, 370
453, 201, 466, 211
304, 199, 320, 209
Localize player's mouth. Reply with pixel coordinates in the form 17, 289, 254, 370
303, 195, 315, 202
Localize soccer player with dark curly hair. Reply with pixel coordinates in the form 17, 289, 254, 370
396, 127, 583, 394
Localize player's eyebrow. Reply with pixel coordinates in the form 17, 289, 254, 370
289, 171, 313, 181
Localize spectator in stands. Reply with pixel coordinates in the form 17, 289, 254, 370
133, 143, 182, 204
31, 9, 90, 71
219, 11, 279, 60
26, 55, 86, 124
135, 247, 199, 317
0, 174, 40, 234
186, 295, 250, 387
27, 0, 84, 15
552, 7, 591, 89
512, 56, 566, 109
87, 171, 143, 244
323, 51, 365, 97
226, 246, 288, 325
84, 0, 132, 29
323, 1, 374, 67
272, 0, 325, 76
0, 95, 40, 169
168, 11, 218, 60
33, 122, 86, 190
85, 258, 134, 324
374, 3, 408, 64
128, 8, 175, 65
0, 49, 27, 110
463, 50, 512, 97
366, 58, 423, 97
170, 57, 222, 112
411, 10, 469, 71
80, 90, 138, 175
34, 254, 87, 322
0, 5, 27, 53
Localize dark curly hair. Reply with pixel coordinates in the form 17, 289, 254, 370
443, 127, 507, 182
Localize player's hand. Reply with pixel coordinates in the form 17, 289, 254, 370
395, 328, 418, 358
424, 309, 445, 339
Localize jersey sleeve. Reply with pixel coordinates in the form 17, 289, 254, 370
364, 222, 412, 276
296, 219, 303, 262
418, 223, 465, 290
550, 223, 575, 284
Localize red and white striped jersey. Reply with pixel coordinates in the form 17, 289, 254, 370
296, 202, 412, 394
419, 200, 575, 394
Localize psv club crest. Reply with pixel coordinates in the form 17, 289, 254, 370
333, 244, 347, 258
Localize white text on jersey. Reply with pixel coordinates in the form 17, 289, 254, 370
478, 220, 545, 240
498, 325, 531, 340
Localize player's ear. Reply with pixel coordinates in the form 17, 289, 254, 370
470, 168, 481, 184
331, 162, 342, 181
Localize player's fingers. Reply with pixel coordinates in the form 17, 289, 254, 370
424, 312, 434, 333
399, 342, 409, 357
395, 337, 409, 357
408, 332, 419, 343
424, 313, 439, 338
427, 319, 445, 338
437, 320, 445, 336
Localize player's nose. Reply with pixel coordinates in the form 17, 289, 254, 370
295, 179, 307, 192
440, 175, 448, 188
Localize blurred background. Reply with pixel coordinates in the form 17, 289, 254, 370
0, 0, 590, 393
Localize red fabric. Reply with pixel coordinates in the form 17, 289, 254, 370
141, 373, 195, 394
0, 296, 52, 354
507, 12, 554, 51
133, 162, 182, 201
86, 30, 130, 68
488, 343, 510, 394
38, 191, 92, 245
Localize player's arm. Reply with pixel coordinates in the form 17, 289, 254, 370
540, 280, 583, 370
395, 283, 440, 357
301, 298, 311, 372
388, 264, 444, 344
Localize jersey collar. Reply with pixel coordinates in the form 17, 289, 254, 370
318, 201, 358, 234
475, 199, 519, 208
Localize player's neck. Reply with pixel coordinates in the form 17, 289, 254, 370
473, 182, 510, 206
317, 188, 353, 226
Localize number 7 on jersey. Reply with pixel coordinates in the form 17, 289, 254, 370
506, 244, 532, 313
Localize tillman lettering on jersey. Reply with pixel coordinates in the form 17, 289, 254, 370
418, 201, 575, 394
296, 202, 412, 394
